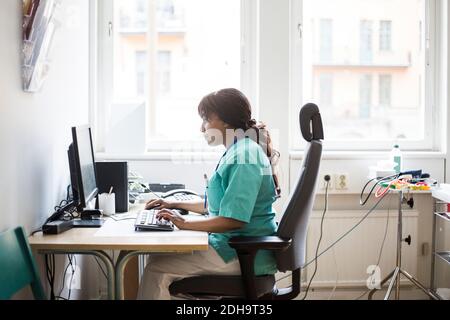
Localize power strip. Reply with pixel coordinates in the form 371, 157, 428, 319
42, 220, 73, 234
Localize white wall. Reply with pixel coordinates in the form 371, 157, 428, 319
0, 0, 91, 298
0, 0, 90, 232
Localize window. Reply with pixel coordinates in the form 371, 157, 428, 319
135, 51, 147, 97
119, 0, 147, 30
157, 50, 171, 95
360, 20, 373, 64
320, 19, 333, 63
319, 73, 333, 107
98, 0, 255, 152
379, 20, 392, 51
359, 75, 372, 118
291, 0, 438, 150
379, 74, 392, 107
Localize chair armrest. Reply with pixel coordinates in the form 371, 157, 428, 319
229, 236, 291, 253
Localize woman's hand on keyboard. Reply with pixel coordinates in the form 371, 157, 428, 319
145, 198, 175, 210
156, 209, 186, 229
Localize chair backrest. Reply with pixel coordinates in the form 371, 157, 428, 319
0, 227, 45, 300
276, 103, 323, 272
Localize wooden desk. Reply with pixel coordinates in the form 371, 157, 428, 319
29, 205, 209, 300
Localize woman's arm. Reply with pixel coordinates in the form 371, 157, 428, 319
145, 198, 206, 214
156, 210, 245, 233
173, 200, 206, 214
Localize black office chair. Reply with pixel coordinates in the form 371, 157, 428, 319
169, 103, 324, 300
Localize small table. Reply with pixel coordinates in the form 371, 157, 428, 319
29, 205, 209, 300
368, 188, 440, 300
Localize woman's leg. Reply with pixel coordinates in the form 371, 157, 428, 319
137, 247, 240, 300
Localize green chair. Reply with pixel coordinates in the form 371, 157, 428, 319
0, 227, 45, 300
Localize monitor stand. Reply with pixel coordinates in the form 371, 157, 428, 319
72, 209, 105, 228
72, 219, 104, 228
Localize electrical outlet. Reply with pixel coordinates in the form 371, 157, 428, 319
322, 173, 333, 190
335, 173, 348, 190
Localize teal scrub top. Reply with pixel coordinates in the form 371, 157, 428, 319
207, 137, 278, 276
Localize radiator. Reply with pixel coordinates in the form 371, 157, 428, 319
304, 209, 418, 288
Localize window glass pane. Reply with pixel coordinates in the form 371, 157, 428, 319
113, 0, 241, 145
302, 0, 426, 142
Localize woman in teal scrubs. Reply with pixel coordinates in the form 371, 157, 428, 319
137, 88, 281, 300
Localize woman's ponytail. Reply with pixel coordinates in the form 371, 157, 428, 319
247, 121, 281, 197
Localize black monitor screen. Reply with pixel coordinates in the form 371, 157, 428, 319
71, 126, 98, 208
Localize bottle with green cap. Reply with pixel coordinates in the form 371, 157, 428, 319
390, 144, 402, 173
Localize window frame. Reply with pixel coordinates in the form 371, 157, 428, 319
95, 0, 259, 153
289, 0, 443, 152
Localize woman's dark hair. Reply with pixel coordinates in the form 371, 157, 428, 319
198, 88, 281, 197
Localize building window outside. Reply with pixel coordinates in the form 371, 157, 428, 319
320, 19, 333, 63
379, 20, 392, 51
135, 51, 147, 97
360, 20, 373, 64
157, 50, 171, 95
319, 73, 333, 107
379, 74, 392, 107
119, 0, 148, 30
359, 74, 372, 118
294, 0, 431, 149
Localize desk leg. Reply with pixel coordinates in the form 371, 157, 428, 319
395, 191, 403, 300
92, 250, 116, 300
116, 251, 139, 300
115, 250, 153, 300
430, 206, 437, 297
38, 249, 115, 300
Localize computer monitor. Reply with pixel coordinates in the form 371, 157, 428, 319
68, 125, 99, 212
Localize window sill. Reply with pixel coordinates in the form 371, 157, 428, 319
289, 150, 447, 160
95, 151, 223, 161
96, 150, 447, 162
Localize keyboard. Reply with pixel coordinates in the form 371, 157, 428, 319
172, 194, 198, 201
134, 210, 174, 231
